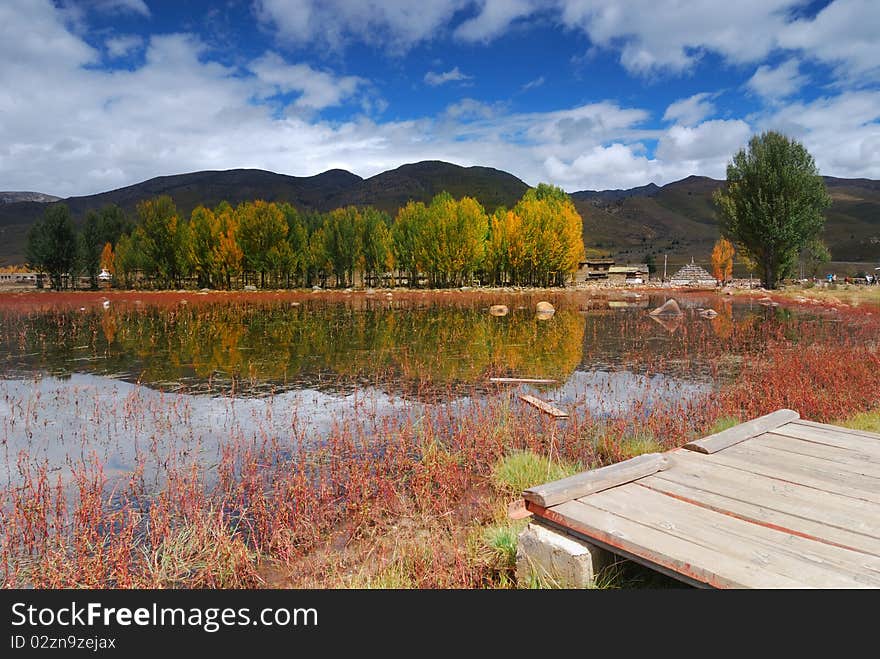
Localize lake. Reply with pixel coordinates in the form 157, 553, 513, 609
0, 289, 838, 488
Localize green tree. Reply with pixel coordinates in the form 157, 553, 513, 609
96, 204, 132, 246
188, 205, 220, 288
26, 204, 77, 290
236, 200, 288, 288
801, 239, 831, 279
392, 201, 427, 287
323, 206, 361, 287
360, 207, 392, 287
78, 210, 103, 289
115, 227, 148, 288
137, 195, 181, 288
713, 131, 831, 289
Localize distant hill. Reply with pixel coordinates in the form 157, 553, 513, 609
327, 161, 529, 215
0, 162, 528, 263
571, 175, 880, 269
0, 162, 877, 269
0, 191, 60, 204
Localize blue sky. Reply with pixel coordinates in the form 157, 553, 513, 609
1, 0, 878, 197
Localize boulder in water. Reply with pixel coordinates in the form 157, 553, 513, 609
698, 308, 718, 319
649, 298, 682, 316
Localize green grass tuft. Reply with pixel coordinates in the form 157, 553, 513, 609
491, 450, 580, 496
838, 409, 880, 434
707, 415, 741, 435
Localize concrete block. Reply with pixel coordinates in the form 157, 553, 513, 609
516, 521, 610, 588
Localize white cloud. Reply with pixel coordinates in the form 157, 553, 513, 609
662, 93, 716, 126
105, 34, 144, 58
91, 0, 151, 17
521, 76, 545, 92
1, 0, 878, 201
779, 0, 880, 81
250, 52, 365, 111
656, 119, 752, 163
255, 0, 467, 52
757, 91, 880, 179
424, 67, 473, 86
746, 59, 808, 101
454, 0, 541, 42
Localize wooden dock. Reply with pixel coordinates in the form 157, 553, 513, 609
523, 409, 880, 588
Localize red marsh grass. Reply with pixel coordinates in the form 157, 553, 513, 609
0, 289, 878, 588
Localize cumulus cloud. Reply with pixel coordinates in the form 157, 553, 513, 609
105, 33, 144, 58
424, 67, 473, 86
454, 0, 541, 42
255, 0, 467, 52
250, 53, 365, 111
746, 59, 808, 101
91, 0, 151, 17
662, 93, 716, 126
779, 0, 880, 81
1, 0, 878, 200
757, 91, 880, 179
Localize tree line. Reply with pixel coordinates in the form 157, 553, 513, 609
26, 183, 585, 290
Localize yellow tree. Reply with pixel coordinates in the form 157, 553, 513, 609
212, 205, 242, 289
711, 237, 735, 283
100, 242, 115, 274
514, 184, 585, 286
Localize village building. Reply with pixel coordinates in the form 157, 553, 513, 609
668, 258, 717, 288
574, 258, 615, 283
608, 264, 649, 285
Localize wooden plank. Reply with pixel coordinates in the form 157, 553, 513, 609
490, 377, 557, 384
523, 452, 668, 507
705, 443, 880, 504
639, 473, 880, 559
759, 433, 880, 476
518, 394, 568, 418
662, 450, 880, 539
545, 500, 811, 588
776, 423, 880, 455
794, 418, 880, 441
684, 408, 799, 454
577, 484, 880, 587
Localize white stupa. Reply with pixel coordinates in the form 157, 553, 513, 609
669, 258, 717, 288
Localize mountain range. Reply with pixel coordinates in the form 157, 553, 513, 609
1, 161, 878, 267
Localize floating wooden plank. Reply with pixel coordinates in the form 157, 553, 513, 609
518, 394, 568, 418
490, 377, 557, 384
523, 452, 667, 507
546, 499, 809, 588
638, 475, 880, 559
684, 408, 800, 454
578, 484, 880, 587
794, 418, 880, 441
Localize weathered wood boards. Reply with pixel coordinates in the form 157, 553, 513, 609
519, 394, 568, 418
523, 452, 668, 507
684, 408, 800, 454
525, 410, 880, 588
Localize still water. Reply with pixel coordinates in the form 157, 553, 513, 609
0, 290, 812, 485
